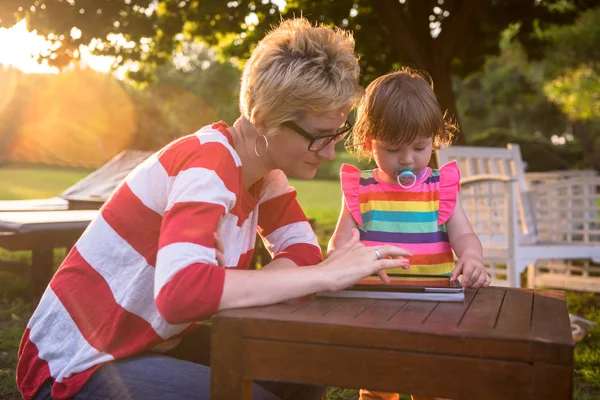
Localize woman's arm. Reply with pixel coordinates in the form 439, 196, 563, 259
327, 195, 358, 255
256, 171, 323, 268
218, 229, 412, 310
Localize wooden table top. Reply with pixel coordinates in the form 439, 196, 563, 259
215, 287, 573, 366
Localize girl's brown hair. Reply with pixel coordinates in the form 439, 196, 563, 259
348, 67, 456, 159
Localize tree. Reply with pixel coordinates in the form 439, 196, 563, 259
540, 6, 600, 171
0, 67, 26, 163
0, 0, 595, 143
128, 60, 240, 150
0, 67, 136, 167
455, 26, 568, 140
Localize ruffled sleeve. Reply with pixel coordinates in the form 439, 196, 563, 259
438, 160, 461, 226
340, 163, 363, 226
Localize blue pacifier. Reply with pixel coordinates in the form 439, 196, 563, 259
396, 169, 417, 189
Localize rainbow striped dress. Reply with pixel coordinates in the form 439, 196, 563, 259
340, 161, 461, 286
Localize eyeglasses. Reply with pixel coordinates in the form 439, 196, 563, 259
282, 120, 353, 152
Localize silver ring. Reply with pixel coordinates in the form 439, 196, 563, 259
374, 248, 380, 259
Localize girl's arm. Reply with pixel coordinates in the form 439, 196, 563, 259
446, 201, 490, 288
446, 200, 482, 260
327, 195, 359, 255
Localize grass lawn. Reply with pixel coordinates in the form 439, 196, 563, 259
0, 165, 90, 200
0, 164, 599, 400
289, 178, 342, 248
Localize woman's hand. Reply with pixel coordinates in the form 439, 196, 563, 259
213, 231, 225, 267
450, 253, 490, 289
319, 228, 412, 292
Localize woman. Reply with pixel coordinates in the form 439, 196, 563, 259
17, 18, 411, 400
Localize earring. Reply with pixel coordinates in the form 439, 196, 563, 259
254, 134, 269, 158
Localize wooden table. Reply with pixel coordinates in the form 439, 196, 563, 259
210, 287, 574, 400
0, 210, 97, 298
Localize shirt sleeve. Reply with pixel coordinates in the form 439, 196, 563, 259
438, 160, 461, 226
153, 135, 239, 324
257, 170, 323, 267
340, 163, 363, 226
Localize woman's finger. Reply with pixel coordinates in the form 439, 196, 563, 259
215, 250, 225, 267
374, 258, 411, 271
213, 232, 225, 267
376, 245, 413, 259
213, 232, 224, 252
377, 270, 391, 284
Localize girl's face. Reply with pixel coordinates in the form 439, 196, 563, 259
371, 136, 433, 184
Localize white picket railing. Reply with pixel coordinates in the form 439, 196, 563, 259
436, 145, 600, 291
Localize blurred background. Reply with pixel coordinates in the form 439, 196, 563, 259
0, 0, 598, 173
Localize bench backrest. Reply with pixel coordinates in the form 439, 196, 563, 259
436, 144, 536, 240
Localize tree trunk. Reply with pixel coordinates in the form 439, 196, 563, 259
571, 120, 600, 172
369, 0, 484, 146
426, 62, 466, 145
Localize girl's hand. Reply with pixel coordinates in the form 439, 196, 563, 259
320, 228, 412, 292
450, 253, 490, 289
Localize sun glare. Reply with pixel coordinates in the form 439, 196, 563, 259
0, 19, 123, 76
0, 20, 55, 73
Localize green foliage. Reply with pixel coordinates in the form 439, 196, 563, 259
0, 0, 589, 81
0, 52, 241, 162
154, 46, 241, 124
455, 29, 567, 139
542, 7, 600, 72
544, 64, 600, 121
0, 297, 31, 400
538, 6, 600, 171
468, 127, 581, 172
127, 57, 240, 150
539, 7, 600, 121
567, 292, 600, 395
1, 0, 595, 143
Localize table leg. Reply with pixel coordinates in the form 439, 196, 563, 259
533, 363, 573, 400
210, 318, 253, 400
31, 248, 54, 301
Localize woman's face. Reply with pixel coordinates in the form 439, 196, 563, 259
267, 109, 350, 180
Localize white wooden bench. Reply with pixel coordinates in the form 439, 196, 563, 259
436, 144, 600, 290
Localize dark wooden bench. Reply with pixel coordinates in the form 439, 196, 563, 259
0, 210, 96, 299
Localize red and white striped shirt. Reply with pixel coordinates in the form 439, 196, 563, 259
16, 121, 323, 400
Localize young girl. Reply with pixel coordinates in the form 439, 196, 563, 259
328, 68, 491, 400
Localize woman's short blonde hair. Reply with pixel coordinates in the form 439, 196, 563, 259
349, 67, 456, 160
239, 18, 361, 132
